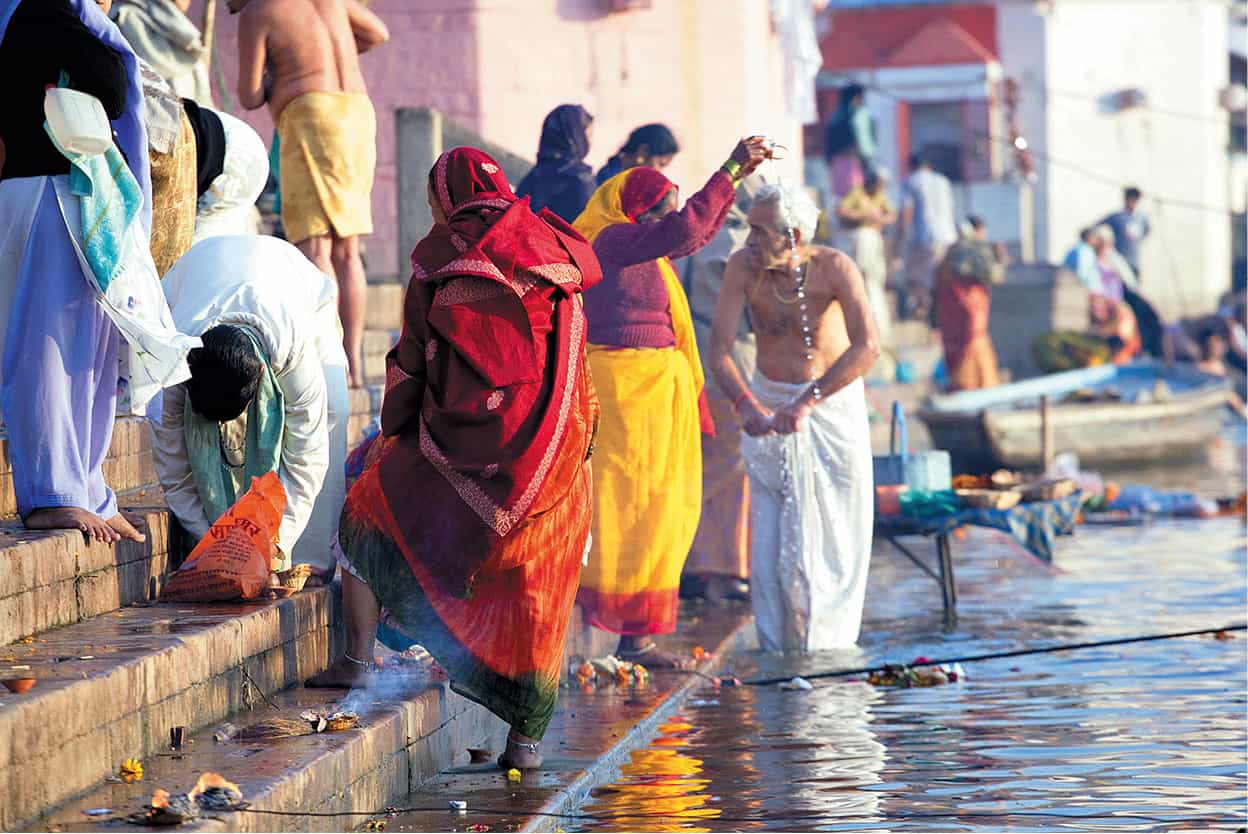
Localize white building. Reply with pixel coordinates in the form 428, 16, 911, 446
816, 0, 1236, 317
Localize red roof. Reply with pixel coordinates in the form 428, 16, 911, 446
821, 4, 998, 71
886, 18, 997, 67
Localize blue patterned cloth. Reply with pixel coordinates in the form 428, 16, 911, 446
878, 492, 1084, 565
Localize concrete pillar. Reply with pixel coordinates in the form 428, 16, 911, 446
396, 107, 443, 280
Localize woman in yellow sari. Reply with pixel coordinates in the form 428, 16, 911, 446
574, 137, 767, 666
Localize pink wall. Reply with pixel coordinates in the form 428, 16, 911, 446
190, 0, 802, 278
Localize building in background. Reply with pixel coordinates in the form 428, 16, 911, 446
815, 0, 1235, 317
189, 0, 811, 281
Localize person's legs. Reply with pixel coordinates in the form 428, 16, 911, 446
746, 475, 785, 653
296, 233, 335, 280
330, 233, 367, 388
3, 181, 136, 543
306, 570, 379, 688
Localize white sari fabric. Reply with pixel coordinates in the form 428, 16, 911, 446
741, 374, 874, 652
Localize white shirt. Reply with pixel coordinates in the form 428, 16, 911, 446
150, 235, 342, 557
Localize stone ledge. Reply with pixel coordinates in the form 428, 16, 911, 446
28, 678, 503, 833
0, 588, 341, 830
0, 507, 173, 647
366, 284, 404, 331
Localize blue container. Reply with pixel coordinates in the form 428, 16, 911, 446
872, 401, 952, 491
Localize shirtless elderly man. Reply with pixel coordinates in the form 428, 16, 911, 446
229, 0, 388, 388
709, 182, 880, 653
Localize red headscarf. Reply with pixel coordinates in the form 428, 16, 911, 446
619, 167, 675, 219
378, 147, 602, 595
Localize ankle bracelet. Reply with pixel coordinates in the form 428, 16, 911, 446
344, 653, 376, 671
509, 738, 540, 754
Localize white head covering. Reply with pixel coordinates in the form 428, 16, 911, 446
193, 110, 269, 243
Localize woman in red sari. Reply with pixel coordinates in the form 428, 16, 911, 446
308, 147, 601, 770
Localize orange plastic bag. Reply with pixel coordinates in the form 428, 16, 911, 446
162, 473, 286, 602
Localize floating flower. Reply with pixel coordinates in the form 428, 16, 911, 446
120, 758, 143, 782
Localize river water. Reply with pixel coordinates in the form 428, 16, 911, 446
573, 436, 1247, 832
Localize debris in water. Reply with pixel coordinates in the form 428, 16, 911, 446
570, 655, 650, 690
82, 808, 112, 817
716, 676, 743, 687
467, 825, 490, 832
233, 718, 314, 740
691, 645, 708, 662
190, 773, 246, 812
779, 676, 814, 691
325, 710, 359, 731
300, 710, 329, 733
365, 819, 387, 831
449, 800, 467, 812
212, 723, 239, 743
868, 662, 967, 688
2, 677, 36, 694
130, 789, 200, 826
1212, 630, 1236, 640
120, 757, 144, 782
506, 767, 522, 783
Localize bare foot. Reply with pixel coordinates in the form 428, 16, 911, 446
25, 507, 120, 543
306, 656, 371, 689
106, 512, 147, 543
498, 730, 543, 770
703, 575, 747, 607
619, 639, 692, 670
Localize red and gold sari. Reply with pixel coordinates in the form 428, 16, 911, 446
337, 148, 600, 739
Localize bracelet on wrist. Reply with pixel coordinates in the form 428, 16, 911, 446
732, 390, 754, 412
721, 159, 743, 181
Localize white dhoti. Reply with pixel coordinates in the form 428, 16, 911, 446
741, 374, 874, 652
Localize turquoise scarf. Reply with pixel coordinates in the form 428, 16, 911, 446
184, 331, 285, 524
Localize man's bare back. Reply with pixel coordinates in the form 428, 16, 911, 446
740, 246, 855, 385
235, 0, 383, 119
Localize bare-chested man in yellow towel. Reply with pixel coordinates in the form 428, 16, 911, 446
231, 0, 388, 388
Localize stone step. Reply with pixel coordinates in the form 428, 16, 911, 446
0, 505, 175, 647
28, 675, 501, 833
1, 588, 340, 830
0, 418, 157, 519
366, 284, 404, 332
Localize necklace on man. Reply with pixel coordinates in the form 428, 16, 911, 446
787, 235, 821, 402
769, 257, 809, 305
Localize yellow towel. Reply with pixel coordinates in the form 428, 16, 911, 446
276, 91, 376, 243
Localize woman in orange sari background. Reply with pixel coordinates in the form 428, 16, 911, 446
309, 148, 600, 770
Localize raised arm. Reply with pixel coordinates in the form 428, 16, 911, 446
595, 170, 737, 267
595, 137, 770, 267
236, 8, 268, 110
773, 251, 881, 434
711, 251, 774, 436
347, 0, 389, 53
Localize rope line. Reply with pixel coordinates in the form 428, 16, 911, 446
742, 623, 1247, 687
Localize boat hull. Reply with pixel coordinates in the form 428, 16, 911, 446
918, 363, 1232, 471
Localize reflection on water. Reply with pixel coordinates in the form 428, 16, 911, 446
576, 491, 1247, 831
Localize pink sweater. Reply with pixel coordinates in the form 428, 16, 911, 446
584, 171, 736, 348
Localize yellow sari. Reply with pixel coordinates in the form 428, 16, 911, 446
573, 172, 705, 635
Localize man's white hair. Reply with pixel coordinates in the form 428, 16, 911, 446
755, 182, 821, 243
1092, 223, 1116, 244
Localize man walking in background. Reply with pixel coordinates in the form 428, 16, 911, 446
898, 152, 956, 321
1100, 187, 1150, 282
231, 0, 388, 388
